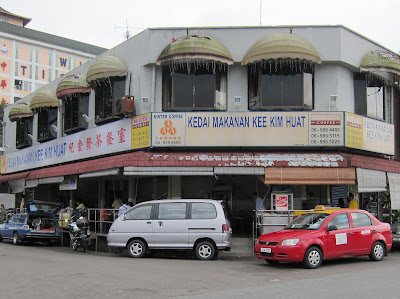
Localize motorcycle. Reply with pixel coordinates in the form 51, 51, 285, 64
67, 216, 90, 252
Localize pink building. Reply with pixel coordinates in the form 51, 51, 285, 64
0, 7, 106, 103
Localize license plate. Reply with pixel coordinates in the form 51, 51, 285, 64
261, 247, 271, 253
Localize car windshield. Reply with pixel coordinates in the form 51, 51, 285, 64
286, 213, 330, 230
29, 203, 60, 213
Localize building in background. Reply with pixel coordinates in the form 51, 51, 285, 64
0, 7, 106, 104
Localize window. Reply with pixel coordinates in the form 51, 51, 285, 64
14, 80, 32, 92
351, 213, 373, 227
38, 107, 58, 142
162, 63, 227, 111
248, 60, 313, 110
354, 74, 386, 120
125, 205, 152, 220
328, 213, 350, 230
63, 93, 89, 134
16, 117, 33, 149
191, 203, 217, 219
158, 202, 187, 220
93, 77, 125, 124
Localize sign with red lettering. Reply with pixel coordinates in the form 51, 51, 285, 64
275, 195, 288, 211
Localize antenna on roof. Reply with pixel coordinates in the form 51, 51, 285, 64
114, 18, 142, 40
259, 0, 262, 26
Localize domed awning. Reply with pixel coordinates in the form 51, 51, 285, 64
86, 56, 128, 83
56, 74, 90, 98
9, 102, 33, 122
30, 89, 59, 112
360, 50, 400, 76
156, 35, 233, 66
241, 33, 322, 65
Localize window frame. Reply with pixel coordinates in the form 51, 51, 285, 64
93, 76, 126, 124
328, 213, 350, 230
16, 117, 33, 149
62, 93, 89, 135
351, 212, 373, 228
162, 63, 227, 111
248, 62, 314, 111
354, 73, 387, 121
156, 202, 188, 220
37, 107, 58, 143
190, 202, 217, 220
124, 204, 153, 221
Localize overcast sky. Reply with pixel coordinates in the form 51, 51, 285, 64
3, 0, 400, 53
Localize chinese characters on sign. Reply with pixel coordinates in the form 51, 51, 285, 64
151, 113, 185, 146
3, 119, 132, 174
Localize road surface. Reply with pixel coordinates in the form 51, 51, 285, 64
1, 241, 400, 298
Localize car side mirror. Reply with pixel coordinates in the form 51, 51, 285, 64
327, 224, 338, 232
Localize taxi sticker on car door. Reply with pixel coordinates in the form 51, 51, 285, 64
335, 233, 347, 245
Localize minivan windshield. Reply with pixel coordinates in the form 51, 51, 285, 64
286, 213, 329, 230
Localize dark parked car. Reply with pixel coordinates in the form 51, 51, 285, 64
391, 222, 400, 246
0, 201, 63, 244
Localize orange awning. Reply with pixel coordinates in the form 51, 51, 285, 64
265, 167, 356, 185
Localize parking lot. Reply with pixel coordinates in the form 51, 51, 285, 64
1, 241, 400, 298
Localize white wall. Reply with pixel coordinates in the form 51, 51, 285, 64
4, 26, 396, 154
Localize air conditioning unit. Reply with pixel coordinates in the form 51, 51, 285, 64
113, 96, 135, 118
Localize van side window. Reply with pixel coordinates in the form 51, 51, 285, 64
158, 203, 186, 220
351, 213, 373, 227
125, 205, 152, 220
191, 203, 217, 219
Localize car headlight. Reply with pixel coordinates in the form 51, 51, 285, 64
281, 238, 299, 246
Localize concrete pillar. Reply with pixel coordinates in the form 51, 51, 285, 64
168, 176, 182, 199
128, 177, 136, 204
98, 177, 105, 209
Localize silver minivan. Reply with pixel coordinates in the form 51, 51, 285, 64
107, 199, 231, 260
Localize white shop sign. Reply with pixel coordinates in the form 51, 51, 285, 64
3, 118, 131, 174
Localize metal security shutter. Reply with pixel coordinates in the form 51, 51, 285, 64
356, 168, 387, 193
331, 185, 349, 206
387, 172, 400, 210
265, 167, 356, 185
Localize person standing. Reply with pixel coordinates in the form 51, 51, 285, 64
112, 192, 123, 210
118, 199, 130, 217
253, 192, 266, 210
348, 193, 359, 209
0, 204, 6, 223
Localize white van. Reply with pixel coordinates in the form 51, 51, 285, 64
107, 199, 231, 260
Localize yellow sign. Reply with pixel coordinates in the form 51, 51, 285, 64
131, 114, 151, 149
345, 112, 394, 155
345, 113, 363, 149
1, 155, 6, 174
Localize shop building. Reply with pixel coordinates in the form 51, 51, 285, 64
0, 7, 106, 104
1, 25, 400, 254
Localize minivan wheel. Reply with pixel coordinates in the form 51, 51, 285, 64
127, 239, 147, 258
303, 246, 322, 269
195, 241, 216, 260
369, 241, 385, 261
13, 232, 20, 245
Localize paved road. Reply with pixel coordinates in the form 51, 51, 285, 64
1, 241, 400, 299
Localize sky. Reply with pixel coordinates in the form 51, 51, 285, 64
3, 0, 400, 53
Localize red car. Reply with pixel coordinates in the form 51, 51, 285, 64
255, 209, 392, 269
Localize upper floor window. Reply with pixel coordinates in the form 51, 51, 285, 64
37, 107, 57, 142
93, 77, 126, 124
62, 93, 89, 134
16, 117, 33, 149
248, 60, 313, 110
354, 74, 387, 121
162, 63, 227, 111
